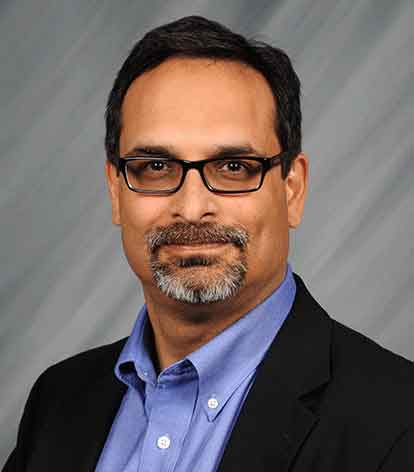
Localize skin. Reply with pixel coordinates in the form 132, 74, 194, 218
106, 57, 309, 372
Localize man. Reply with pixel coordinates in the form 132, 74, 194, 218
3, 15, 414, 472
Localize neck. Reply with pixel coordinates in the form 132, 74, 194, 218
142, 266, 286, 372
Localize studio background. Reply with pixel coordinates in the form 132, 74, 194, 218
1, 0, 413, 464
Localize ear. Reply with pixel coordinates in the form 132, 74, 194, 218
105, 160, 121, 225
285, 153, 309, 228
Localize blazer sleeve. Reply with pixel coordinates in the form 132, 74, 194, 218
2, 372, 47, 472
378, 427, 414, 471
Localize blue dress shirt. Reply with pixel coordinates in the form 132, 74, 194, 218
95, 264, 296, 472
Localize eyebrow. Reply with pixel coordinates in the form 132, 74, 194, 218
123, 143, 263, 159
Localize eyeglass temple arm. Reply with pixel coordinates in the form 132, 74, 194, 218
270, 149, 300, 178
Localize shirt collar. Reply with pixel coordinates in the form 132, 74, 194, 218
115, 306, 157, 389
115, 263, 296, 421
187, 263, 296, 420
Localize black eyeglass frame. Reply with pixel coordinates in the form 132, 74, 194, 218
117, 149, 299, 195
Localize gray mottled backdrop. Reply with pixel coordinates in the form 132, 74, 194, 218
1, 0, 413, 464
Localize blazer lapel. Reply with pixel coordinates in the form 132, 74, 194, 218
218, 274, 332, 471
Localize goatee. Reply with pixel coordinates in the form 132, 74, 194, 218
145, 222, 249, 304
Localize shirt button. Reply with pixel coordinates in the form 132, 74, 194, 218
207, 397, 219, 409
157, 435, 171, 449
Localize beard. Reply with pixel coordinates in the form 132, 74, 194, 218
144, 222, 249, 304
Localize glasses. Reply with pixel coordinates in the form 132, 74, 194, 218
118, 150, 298, 195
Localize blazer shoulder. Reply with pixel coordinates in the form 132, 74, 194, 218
291, 273, 414, 399
329, 319, 414, 419
294, 274, 414, 387
6, 339, 128, 471
37, 337, 128, 391
331, 319, 414, 380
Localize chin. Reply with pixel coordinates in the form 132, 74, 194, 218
151, 257, 248, 305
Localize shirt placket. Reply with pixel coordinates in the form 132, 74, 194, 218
138, 365, 198, 472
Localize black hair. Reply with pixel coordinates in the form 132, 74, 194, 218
105, 15, 301, 178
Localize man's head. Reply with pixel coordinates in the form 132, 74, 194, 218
105, 16, 308, 308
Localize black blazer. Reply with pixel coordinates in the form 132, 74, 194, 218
3, 274, 414, 471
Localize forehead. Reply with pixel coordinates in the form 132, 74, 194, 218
119, 57, 278, 155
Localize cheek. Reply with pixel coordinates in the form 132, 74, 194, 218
118, 193, 167, 274
119, 188, 168, 232
244, 185, 289, 264
249, 184, 286, 232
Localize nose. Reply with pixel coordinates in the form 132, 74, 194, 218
169, 168, 218, 222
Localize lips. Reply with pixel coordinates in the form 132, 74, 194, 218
161, 242, 228, 251
164, 241, 227, 246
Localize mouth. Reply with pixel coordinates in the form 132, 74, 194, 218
161, 242, 229, 253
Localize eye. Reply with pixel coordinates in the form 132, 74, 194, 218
148, 160, 167, 171
126, 159, 174, 179
216, 160, 249, 173
214, 159, 261, 175
224, 161, 244, 172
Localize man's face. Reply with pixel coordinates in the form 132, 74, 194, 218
106, 58, 307, 308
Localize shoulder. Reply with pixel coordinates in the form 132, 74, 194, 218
294, 273, 414, 397
284, 274, 414, 468
323, 318, 414, 439
7, 339, 129, 469
331, 319, 414, 394
293, 273, 414, 427
34, 337, 128, 395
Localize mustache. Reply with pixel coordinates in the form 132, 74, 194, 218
145, 222, 249, 253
